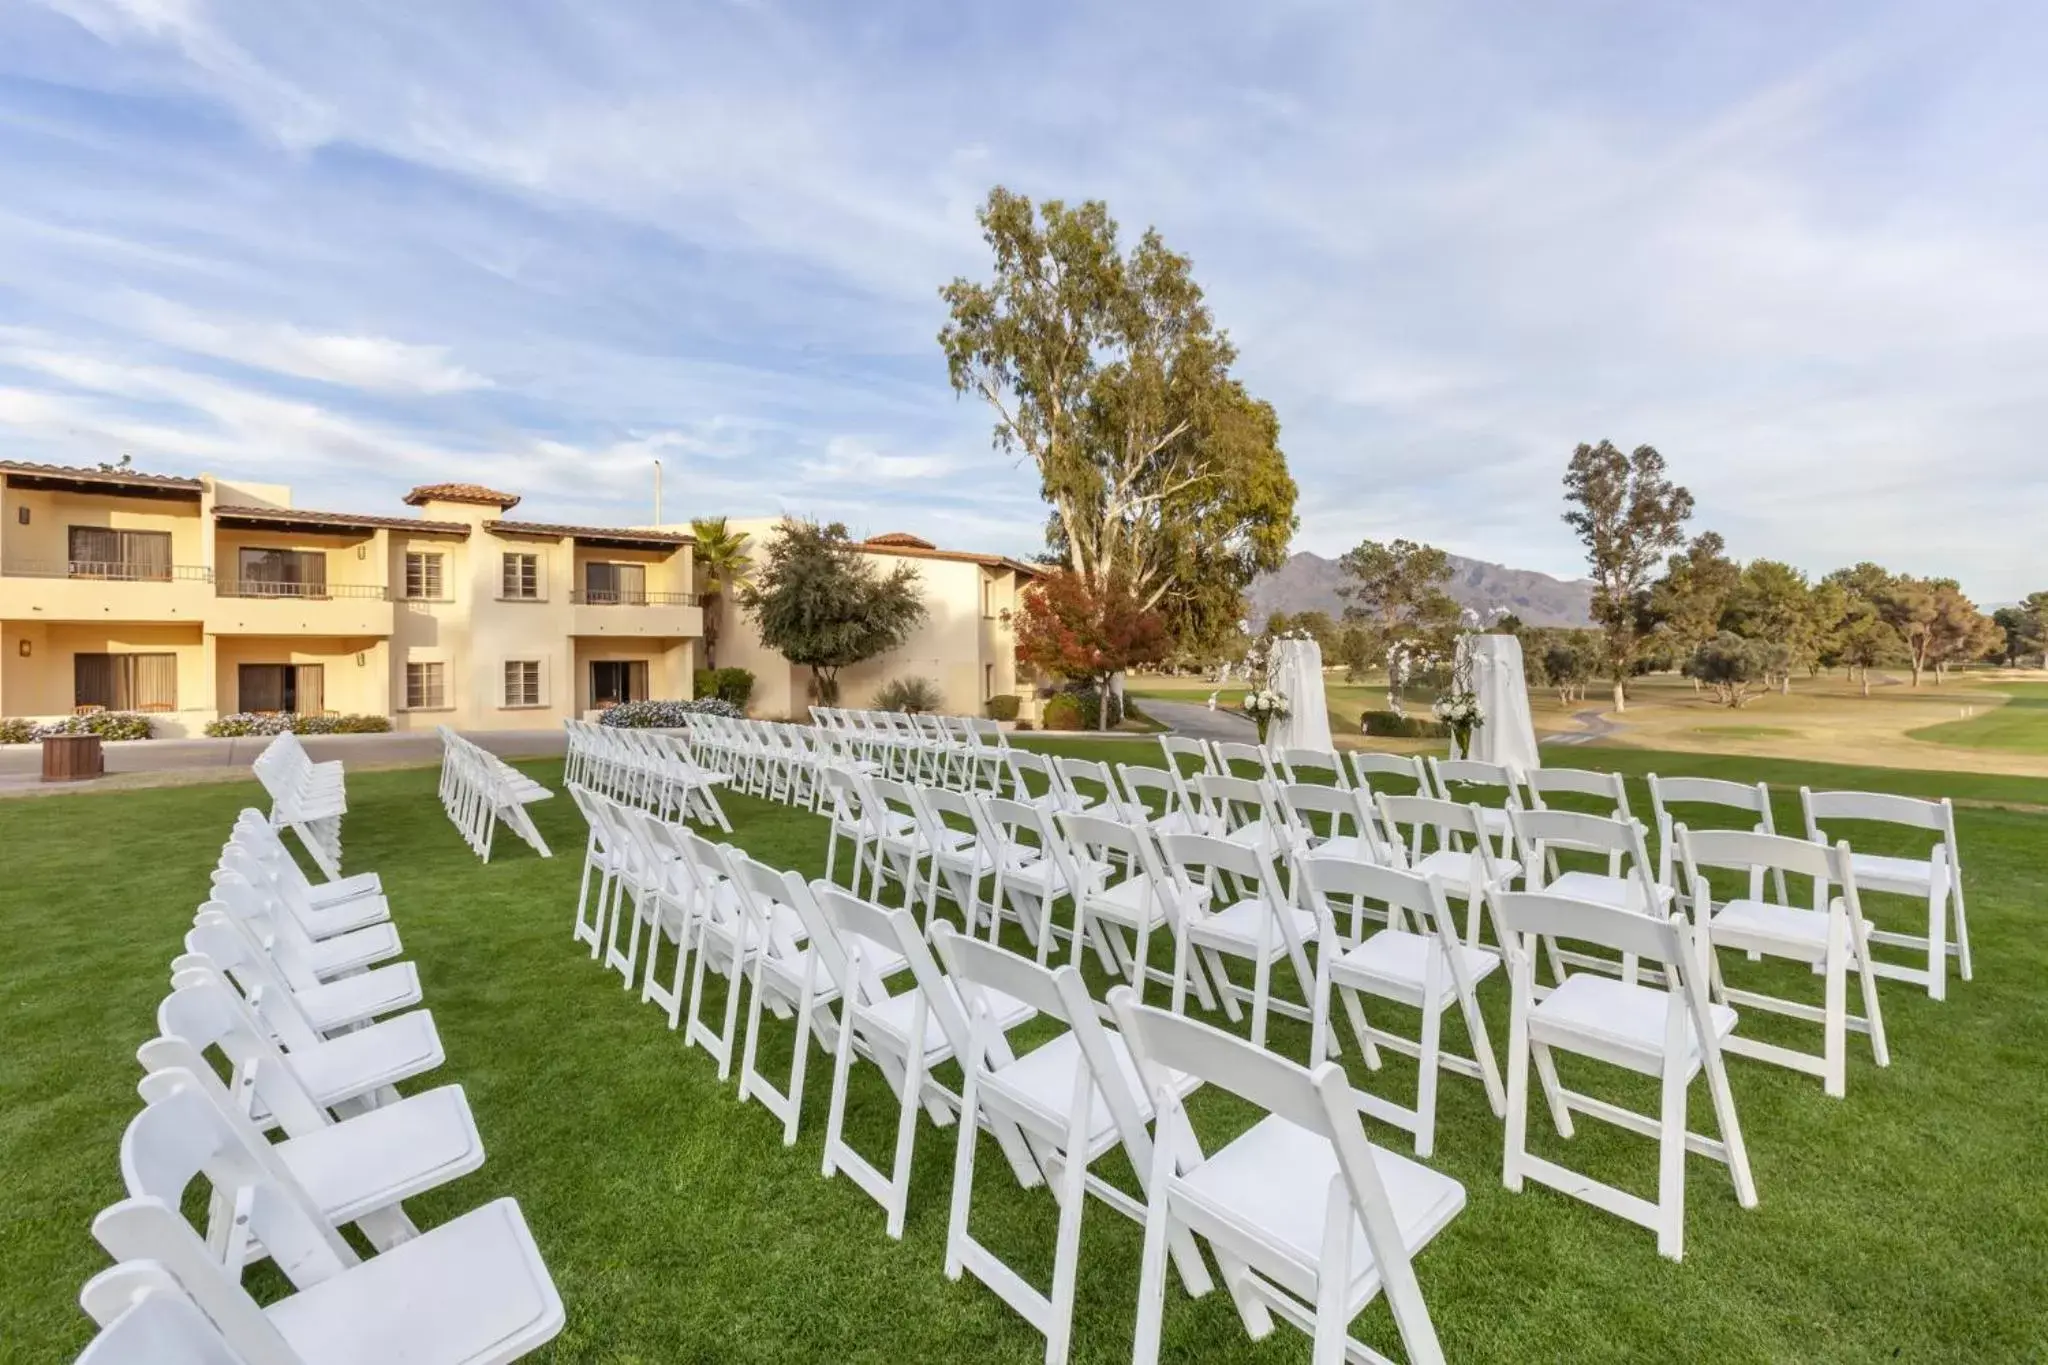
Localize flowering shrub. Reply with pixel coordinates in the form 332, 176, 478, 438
204, 713, 393, 737
599, 698, 743, 728
0, 717, 37, 744
21, 712, 155, 742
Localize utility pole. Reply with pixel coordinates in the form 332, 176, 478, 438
653, 459, 663, 524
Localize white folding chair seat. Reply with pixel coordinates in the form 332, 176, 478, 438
186, 909, 420, 1038
1110, 988, 1460, 1365
1058, 812, 1219, 1010
1376, 794, 1522, 946
74, 1271, 245, 1364
1510, 807, 1673, 989
1677, 827, 1889, 1097
1495, 890, 1757, 1261
210, 868, 401, 982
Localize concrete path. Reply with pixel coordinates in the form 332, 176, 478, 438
1139, 696, 1257, 742
0, 727, 565, 796
1543, 708, 1626, 747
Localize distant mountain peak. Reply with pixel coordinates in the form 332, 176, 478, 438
1249, 550, 1593, 629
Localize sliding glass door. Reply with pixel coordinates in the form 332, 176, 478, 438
237, 663, 325, 714
589, 660, 648, 708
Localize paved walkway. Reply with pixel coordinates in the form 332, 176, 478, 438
0, 728, 565, 796
1138, 696, 1257, 742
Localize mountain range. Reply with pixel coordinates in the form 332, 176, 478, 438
1248, 551, 1594, 629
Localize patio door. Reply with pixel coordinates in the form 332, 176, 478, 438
237, 548, 327, 598
589, 659, 648, 708
584, 561, 647, 605
238, 663, 325, 713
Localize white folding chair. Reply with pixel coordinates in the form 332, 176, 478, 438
1298, 858, 1505, 1158
1494, 890, 1757, 1261
1506, 807, 1669, 984
1279, 782, 1391, 869
1348, 750, 1429, 801
811, 883, 1038, 1238
1110, 987, 1463, 1365
1155, 832, 1319, 1047
1114, 764, 1209, 838
73, 1268, 246, 1365
1676, 828, 1889, 1097
1057, 811, 1217, 1008
931, 926, 1208, 1365
1425, 757, 1520, 858
981, 796, 1100, 962
1647, 774, 1787, 906
1213, 739, 1278, 782
95, 1075, 562, 1364
1801, 788, 1970, 1000
1193, 772, 1292, 862
1374, 794, 1523, 952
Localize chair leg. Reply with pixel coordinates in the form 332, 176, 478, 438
1655, 1063, 1689, 1261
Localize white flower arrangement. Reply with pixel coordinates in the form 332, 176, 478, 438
1242, 688, 1292, 720
1430, 693, 1484, 728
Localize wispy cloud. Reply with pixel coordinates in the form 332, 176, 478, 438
0, 0, 2042, 596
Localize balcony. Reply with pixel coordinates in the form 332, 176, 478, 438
568, 587, 702, 638
206, 579, 395, 636
0, 559, 214, 623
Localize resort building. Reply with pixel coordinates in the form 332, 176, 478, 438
675, 521, 1040, 720
0, 462, 1037, 731
0, 462, 700, 734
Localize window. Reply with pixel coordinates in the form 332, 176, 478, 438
406, 661, 448, 710
404, 552, 445, 600
583, 561, 646, 604
590, 659, 648, 708
75, 653, 177, 711
985, 663, 995, 701
501, 552, 540, 600
67, 527, 172, 581
236, 548, 327, 598
236, 664, 323, 714
504, 660, 542, 707
982, 576, 995, 619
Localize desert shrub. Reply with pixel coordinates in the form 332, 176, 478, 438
0, 718, 36, 744
1041, 694, 1085, 731
693, 668, 718, 701
204, 712, 391, 737
711, 667, 755, 708
874, 676, 944, 713
1013, 719, 1035, 732
32, 712, 153, 741
1359, 709, 1448, 739
600, 698, 743, 728
984, 693, 1020, 722
1687, 632, 1777, 708
1054, 686, 1122, 730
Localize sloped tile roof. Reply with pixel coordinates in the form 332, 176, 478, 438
402, 482, 522, 509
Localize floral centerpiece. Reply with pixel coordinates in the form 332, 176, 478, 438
1237, 629, 1307, 744
1432, 640, 1485, 756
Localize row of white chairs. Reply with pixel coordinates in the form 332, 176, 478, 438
436, 727, 554, 862
563, 717, 733, 830
72, 809, 564, 1364
566, 784, 1465, 1365
1168, 736, 1972, 1002
253, 730, 348, 881
808, 705, 1014, 784
800, 754, 1943, 1261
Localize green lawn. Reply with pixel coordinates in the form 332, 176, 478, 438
1911, 682, 2048, 755
5, 743, 2047, 1361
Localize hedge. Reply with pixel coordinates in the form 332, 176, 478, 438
205, 713, 393, 738
1041, 694, 1085, 731
1, 712, 155, 742
1359, 709, 1448, 739
984, 693, 1020, 722
692, 667, 756, 709
599, 698, 744, 728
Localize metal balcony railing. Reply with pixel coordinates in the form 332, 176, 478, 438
1, 560, 213, 582
569, 588, 699, 606
216, 580, 391, 601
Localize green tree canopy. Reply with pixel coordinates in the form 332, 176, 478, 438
1562, 440, 1694, 711
737, 518, 927, 705
1650, 530, 1740, 664
1335, 538, 1462, 664
940, 187, 1296, 655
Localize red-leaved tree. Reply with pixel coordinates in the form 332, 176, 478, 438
1013, 568, 1169, 731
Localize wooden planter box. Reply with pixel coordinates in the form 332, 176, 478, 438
41, 733, 104, 782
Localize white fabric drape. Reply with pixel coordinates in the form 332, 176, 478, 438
1268, 639, 1333, 752
1455, 633, 1541, 775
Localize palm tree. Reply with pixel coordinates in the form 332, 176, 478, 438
690, 517, 754, 667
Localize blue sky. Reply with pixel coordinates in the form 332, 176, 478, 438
1, 1, 2042, 598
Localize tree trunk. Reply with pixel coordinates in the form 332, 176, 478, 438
1780, 673, 1790, 695
1862, 675, 1871, 698
1909, 659, 1923, 687
1612, 679, 1626, 713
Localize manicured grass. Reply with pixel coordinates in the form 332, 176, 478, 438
1687, 725, 1800, 741
5, 746, 2047, 1361
1911, 683, 2048, 755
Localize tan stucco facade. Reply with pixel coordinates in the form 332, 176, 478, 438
702, 518, 1031, 721
0, 464, 699, 734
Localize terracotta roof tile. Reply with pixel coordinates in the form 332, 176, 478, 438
864, 531, 936, 549
486, 519, 692, 548
213, 504, 471, 535
402, 482, 522, 509
0, 459, 203, 492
